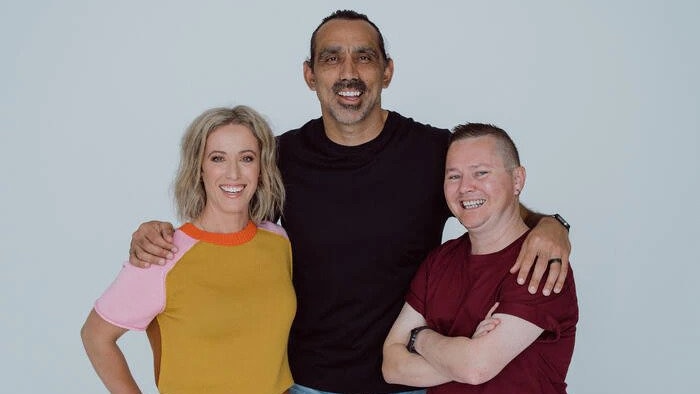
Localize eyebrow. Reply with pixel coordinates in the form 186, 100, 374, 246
318, 47, 341, 58
355, 46, 378, 56
444, 163, 497, 174
446, 163, 491, 169
207, 149, 258, 156
318, 46, 378, 57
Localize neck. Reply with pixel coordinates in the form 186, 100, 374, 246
469, 208, 529, 255
322, 109, 388, 146
193, 210, 250, 234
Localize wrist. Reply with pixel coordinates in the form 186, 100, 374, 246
406, 326, 430, 355
551, 213, 570, 232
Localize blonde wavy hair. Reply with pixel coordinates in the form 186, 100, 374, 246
174, 105, 285, 223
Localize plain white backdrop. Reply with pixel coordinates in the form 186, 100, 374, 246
2, 1, 698, 393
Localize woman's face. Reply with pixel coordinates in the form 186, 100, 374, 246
200, 123, 260, 222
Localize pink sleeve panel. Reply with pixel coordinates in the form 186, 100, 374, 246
94, 230, 198, 331
257, 220, 289, 240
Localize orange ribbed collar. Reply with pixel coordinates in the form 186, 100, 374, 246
179, 221, 257, 246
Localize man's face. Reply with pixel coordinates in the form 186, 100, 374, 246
443, 136, 525, 233
304, 19, 394, 127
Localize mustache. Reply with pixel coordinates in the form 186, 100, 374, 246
332, 79, 367, 94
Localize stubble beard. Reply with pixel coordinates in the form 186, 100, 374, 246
327, 78, 374, 125
328, 102, 371, 126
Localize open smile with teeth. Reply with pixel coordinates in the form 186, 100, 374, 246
338, 90, 361, 98
220, 185, 245, 194
461, 199, 486, 209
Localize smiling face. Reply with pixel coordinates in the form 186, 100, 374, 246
304, 18, 393, 128
198, 123, 260, 230
444, 136, 525, 235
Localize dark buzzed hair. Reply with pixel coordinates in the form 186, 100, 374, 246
307, 9, 390, 70
450, 123, 521, 169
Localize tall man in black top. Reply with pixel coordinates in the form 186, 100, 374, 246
129, 10, 572, 394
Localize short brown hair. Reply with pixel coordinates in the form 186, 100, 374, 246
450, 123, 521, 169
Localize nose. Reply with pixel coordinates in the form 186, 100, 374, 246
226, 161, 241, 180
459, 176, 474, 194
339, 56, 359, 80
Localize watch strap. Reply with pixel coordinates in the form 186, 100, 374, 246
552, 213, 570, 232
406, 325, 430, 354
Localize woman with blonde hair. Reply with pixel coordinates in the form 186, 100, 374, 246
81, 105, 295, 394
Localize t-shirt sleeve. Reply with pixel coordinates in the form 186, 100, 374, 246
257, 220, 289, 239
94, 229, 198, 331
495, 269, 579, 342
94, 262, 168, 331
257, 220, 293, 276
406, 254, 433, 316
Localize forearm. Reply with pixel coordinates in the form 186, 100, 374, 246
414, 329, 483, 383
382, 343, 451, 387
415, 315, 545, 385
81, 310, 141, 394
84, 340, 142, 394
520, 204, 570, 234
519, 203, 546, 228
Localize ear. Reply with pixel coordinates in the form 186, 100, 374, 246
382, 58, 395, 88
303, 60, 316, 91
512, 166, 526, 195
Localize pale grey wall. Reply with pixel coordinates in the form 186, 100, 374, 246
2, 1, 698, 393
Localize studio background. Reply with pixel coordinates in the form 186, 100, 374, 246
2, 1, 698, 393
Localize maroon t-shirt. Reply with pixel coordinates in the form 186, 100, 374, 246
407, 231, 578, 394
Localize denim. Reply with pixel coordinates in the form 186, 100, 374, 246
290, 383, 426, 394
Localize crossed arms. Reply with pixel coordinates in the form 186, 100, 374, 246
382, 303, 543, 387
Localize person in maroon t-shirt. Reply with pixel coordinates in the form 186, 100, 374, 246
382, 123, 578, 393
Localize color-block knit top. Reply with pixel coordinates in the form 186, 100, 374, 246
95, 221, 296, 394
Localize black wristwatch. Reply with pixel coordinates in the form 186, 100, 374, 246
552, 213, 570, 232
406, 326, 430, 354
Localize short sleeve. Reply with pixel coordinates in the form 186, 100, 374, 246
257, 220, 289, 240
94, 229, 199, 331
406, 254, 433, 316
495, 268, 578, 341
94, 262, 168, 331
406, 238, 465, 318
